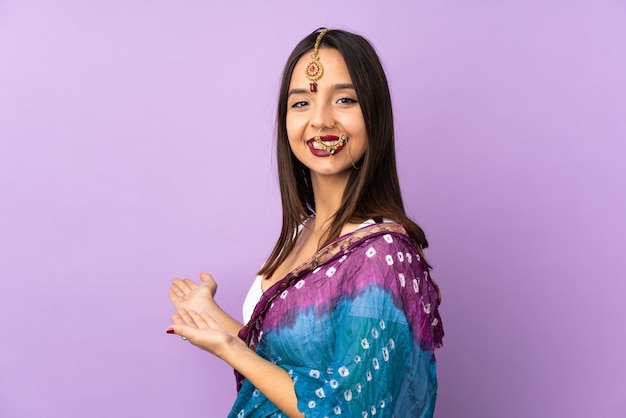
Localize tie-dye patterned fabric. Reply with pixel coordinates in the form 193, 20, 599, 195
230, 222, 443, 418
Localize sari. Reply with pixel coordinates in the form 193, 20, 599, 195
230, 222, 444, 417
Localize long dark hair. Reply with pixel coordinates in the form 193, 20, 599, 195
258, 28, 428, 279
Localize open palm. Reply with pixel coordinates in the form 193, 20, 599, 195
167, 272, 217, 313
167, 308, 247, 356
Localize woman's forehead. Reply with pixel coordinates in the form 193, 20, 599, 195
290, 48, 351, 86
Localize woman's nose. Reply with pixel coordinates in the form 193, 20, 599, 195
309, 102, 333, 128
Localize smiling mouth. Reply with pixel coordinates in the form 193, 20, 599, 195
309, 135, 343, 150
308, 134, 348, 154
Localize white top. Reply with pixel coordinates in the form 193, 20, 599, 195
242, 275, 264, 324
241, 218, 392, 323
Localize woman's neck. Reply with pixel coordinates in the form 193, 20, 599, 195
309, 171, 351, 235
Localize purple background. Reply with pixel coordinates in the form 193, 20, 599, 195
1, 1, 625, 417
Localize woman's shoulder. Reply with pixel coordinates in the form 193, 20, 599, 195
337, 217, 386, 237
350, 219, 419, 252
331, 221, 427, 281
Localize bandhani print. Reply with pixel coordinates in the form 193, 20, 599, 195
231, 222, 443, 417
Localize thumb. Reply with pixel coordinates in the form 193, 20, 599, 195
200, 272, 212, 282
166, 326, 189, 340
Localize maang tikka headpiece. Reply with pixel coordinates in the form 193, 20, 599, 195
305, 28, 329, 92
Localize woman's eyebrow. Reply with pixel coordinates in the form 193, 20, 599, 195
334, 83, 355, 91
287, 83, 355, 97
287, 88, 308, 97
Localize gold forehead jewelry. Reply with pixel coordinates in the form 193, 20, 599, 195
315, 125, 347, 164
305, 29, 329, 93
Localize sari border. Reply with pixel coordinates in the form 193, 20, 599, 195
290, 222, 410, 278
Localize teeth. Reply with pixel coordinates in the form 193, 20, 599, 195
311, 140, 339, 150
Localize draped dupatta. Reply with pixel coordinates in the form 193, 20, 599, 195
235, 222, 443, 391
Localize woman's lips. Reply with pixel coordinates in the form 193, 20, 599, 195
306, 135, 347, 157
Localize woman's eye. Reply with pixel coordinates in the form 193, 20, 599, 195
337, 97, 357, 104
291, 100, 308, 108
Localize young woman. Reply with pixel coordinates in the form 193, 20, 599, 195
166, 28, 444, 418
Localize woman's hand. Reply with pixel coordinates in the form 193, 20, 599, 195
166, 309, 302, 417
167, 272, 217, 313
166, 308, 248, 358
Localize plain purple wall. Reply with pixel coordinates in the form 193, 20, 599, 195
1, 1, 625, 417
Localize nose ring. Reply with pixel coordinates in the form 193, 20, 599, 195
315, 126, 347, 163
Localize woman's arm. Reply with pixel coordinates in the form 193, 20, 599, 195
167, 309, 303, 418
168, 272, 243, 337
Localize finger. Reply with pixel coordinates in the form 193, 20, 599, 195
168, 281, 186, 300
182, 278, 198, 291
167, 288, 183, 303
170, 313, 186, 325
187, 310, 212, 329
176, 308, 197, 326
198, 311, 220, 328
169, 277, 180, 293
176, 308, 209, 329
200, 272, 212, 282
171, 278, 194, 295
165, 326, 189, 341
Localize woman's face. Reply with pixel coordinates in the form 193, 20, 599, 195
286, 48, 367, 180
